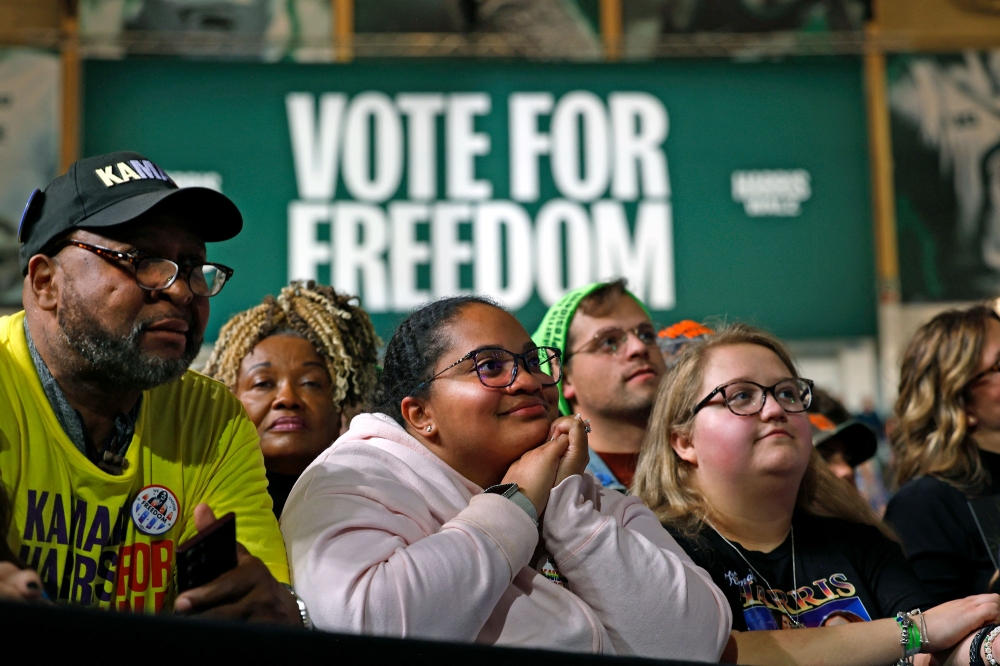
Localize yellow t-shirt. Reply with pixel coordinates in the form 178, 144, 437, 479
0, 312, 289, 613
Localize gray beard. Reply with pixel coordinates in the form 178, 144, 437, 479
57, 301, 202, 392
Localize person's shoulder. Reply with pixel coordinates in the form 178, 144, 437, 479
0, 313, 40, 405
0, 313, 13, 345
0, 313, 25, 364
307, 413, 428, 478
663, 523, 719, 563
893, 475, 964, 500
887, 476, 968, 518
148, 369, 245, 416
797, 513, 888, 545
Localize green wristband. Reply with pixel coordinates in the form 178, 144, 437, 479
908, 624, 921, 655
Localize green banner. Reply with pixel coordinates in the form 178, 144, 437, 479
82, 57, 874, 343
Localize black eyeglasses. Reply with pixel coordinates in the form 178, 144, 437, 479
55, 239, 234, 297
567, 323, 660, 360
693, 378, 814, 417
419, 346, 562, 390
968, 360, 1000, 387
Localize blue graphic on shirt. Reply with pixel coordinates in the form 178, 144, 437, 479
744, 596, 871, 630
729, 571, 872, 630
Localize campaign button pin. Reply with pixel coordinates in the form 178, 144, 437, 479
131, 485, 179, 536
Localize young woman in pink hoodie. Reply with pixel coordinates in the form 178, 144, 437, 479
279, 296, 732, 659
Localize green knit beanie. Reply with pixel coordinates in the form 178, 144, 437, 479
531, 282, 651, 415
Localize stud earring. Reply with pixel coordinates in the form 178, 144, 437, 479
426, 425, 433, 433
969, 415, 979, 427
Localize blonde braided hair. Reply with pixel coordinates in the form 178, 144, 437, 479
204, 281, 380, 409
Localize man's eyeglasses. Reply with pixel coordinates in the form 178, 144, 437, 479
419, 346, 562, 390
55, 239, 234, 297
968, 360, 1000, 387
568, 323, 660, 359
693, 378, 814, 417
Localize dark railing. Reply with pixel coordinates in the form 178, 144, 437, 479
0, 599, 712, 665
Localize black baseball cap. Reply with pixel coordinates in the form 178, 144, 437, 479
809, 413, 878, 467
18, 151, 243, 275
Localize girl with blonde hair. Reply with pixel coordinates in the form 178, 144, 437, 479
633, 322, 1000, 665
885, 304, 1000, 605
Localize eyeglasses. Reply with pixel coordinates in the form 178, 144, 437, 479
968, 360, 1000, 387
419, 346, 562, 390
568, 323, 660, 359
693, 378, 814, 417
55, 239, 234, 297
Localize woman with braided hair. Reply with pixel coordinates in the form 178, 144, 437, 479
204, 280, 379, 516
279, 295, 731, 658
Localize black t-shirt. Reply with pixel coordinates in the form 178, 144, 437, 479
884, 449, 1000, 606
265, 469, 300, 519
668, 512, 932, 631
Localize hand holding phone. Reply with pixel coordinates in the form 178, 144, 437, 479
173, 503, 301, 626
176, 511, 237, 593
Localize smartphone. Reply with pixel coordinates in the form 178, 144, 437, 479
176, 512, 237, 593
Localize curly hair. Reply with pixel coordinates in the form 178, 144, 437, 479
203, 281, 380, 409
632, 322, 891, 540
371, 295, 501, 426
893, 304, 1000, 494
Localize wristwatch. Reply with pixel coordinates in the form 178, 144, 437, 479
484, 483, 538, 525
282, 584, 314, 629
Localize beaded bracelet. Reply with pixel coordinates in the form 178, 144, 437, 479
896, 610, 924, 666
984, 625, 1000, 666
971, 625, 996, 666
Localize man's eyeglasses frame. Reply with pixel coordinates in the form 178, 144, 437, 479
566, 324, 660, 361
53, 239, 234, 298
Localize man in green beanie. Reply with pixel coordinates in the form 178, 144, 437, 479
532, 278, 666, 491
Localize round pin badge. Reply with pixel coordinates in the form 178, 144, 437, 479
131, 485, 179, 536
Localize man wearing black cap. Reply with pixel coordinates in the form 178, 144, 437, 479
0, 152, 306, 625
807, 388, 878, 487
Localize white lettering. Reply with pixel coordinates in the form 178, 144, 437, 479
509, 93, 554, 203
474, 201, 534, 310
389, 201, 433, 309
534, 199, 592, 305
432, 202, 474, 297
342, 93, 404, 203
731, 169, 811, 217
287, 201, 332, 281
286, 93, 345, 200
446, 94, 492, 200
334, 203, 389, 310
397, 94, 446, 200
551, 91, 610, 202
593, 200, 675, 309
94, 166, 124, 187
610, 92, 669, 200
117, 162, 141, 182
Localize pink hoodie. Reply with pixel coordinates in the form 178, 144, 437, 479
280, 413, 731, 660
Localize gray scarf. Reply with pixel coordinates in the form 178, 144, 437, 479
24, 319, 141, 474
